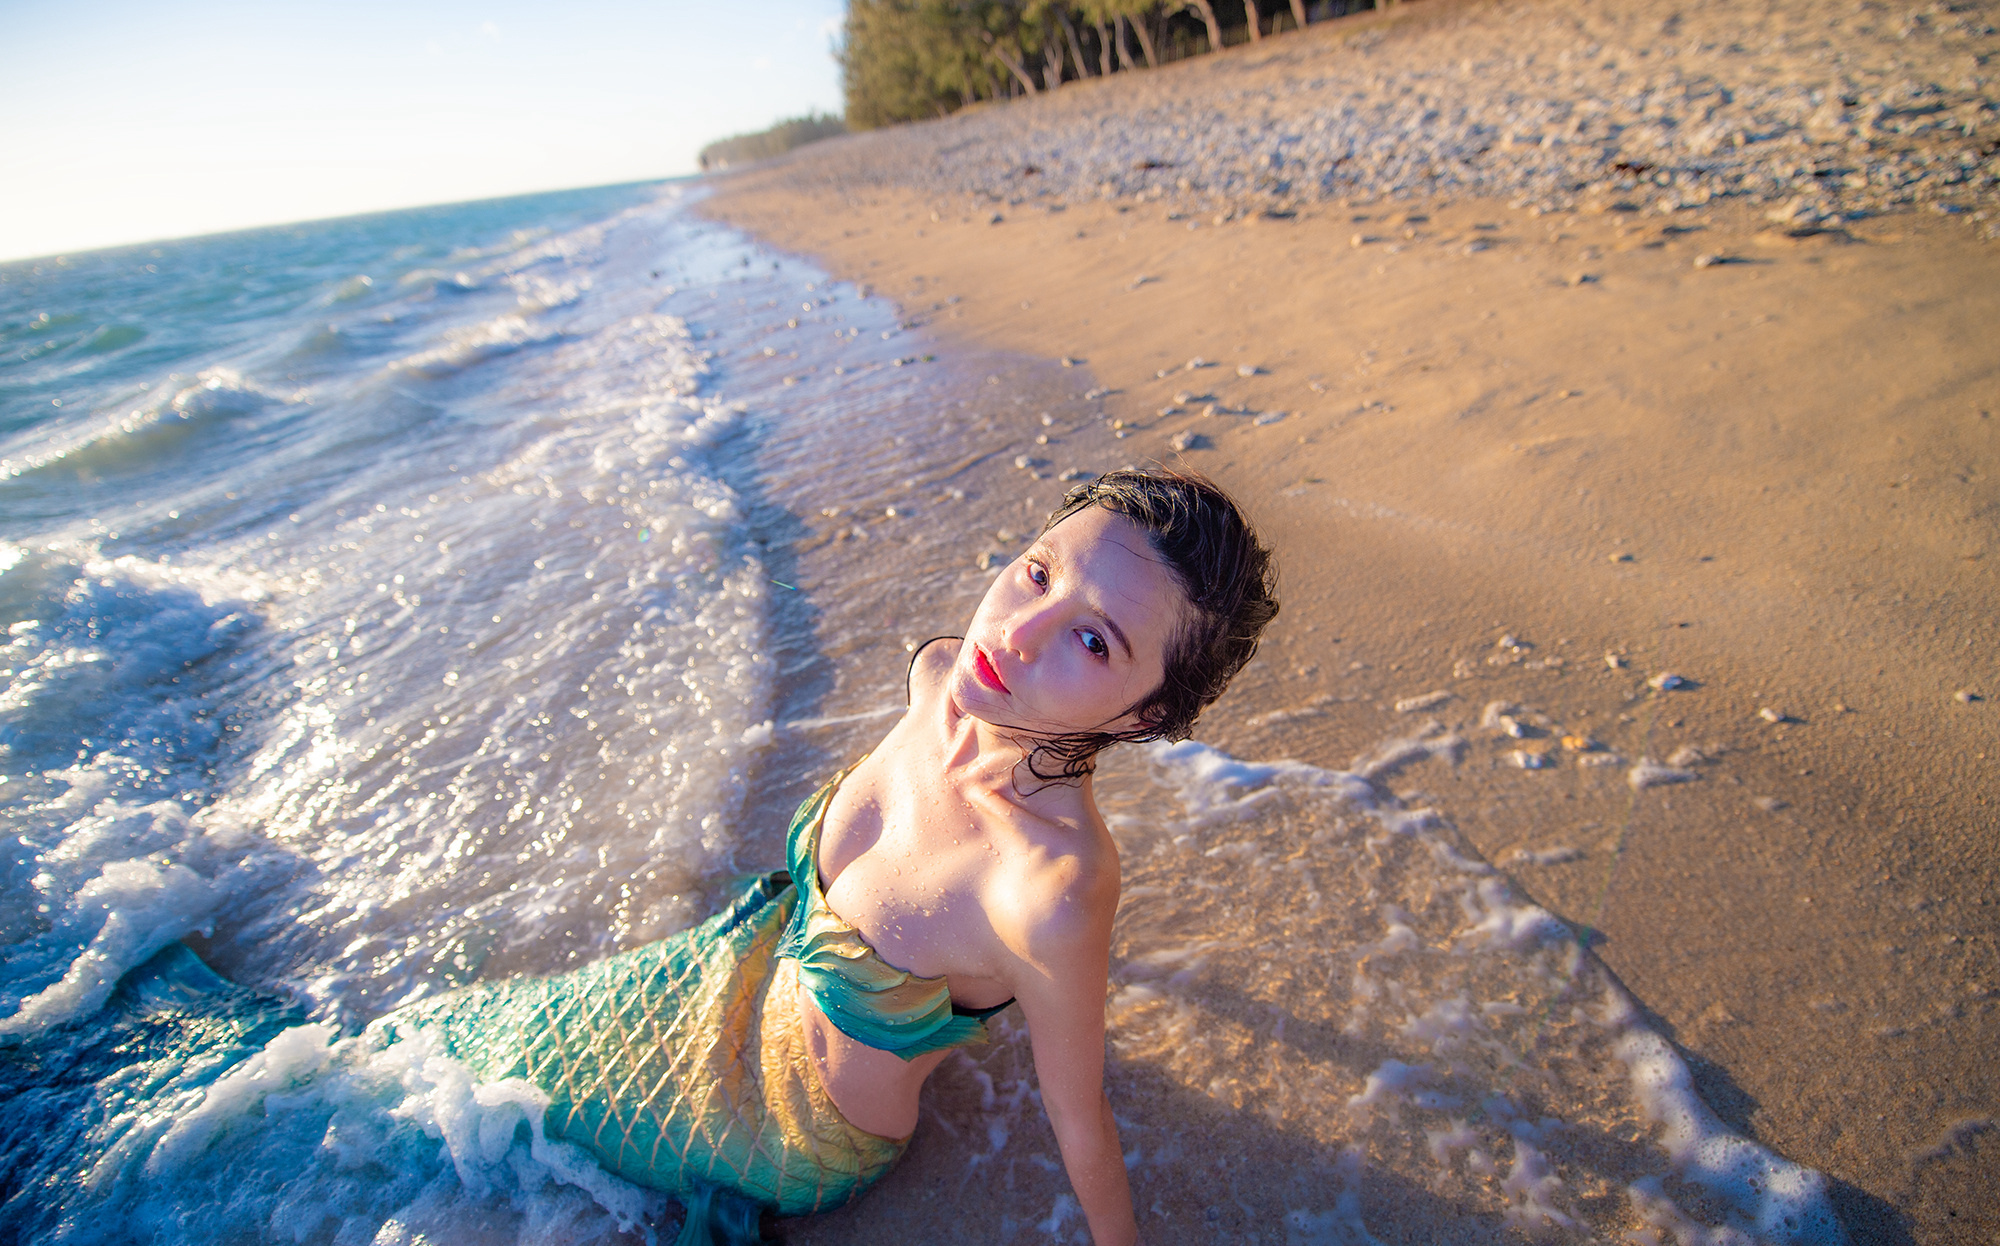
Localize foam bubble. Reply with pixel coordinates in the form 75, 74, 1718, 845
7, 987, 663, 1244
1074, 739, 1850, 1242
1616, 1028, 1846, 1243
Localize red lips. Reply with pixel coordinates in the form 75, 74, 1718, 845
973, 646, 1010, 694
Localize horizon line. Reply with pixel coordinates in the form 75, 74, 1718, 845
0, 172, 708, 269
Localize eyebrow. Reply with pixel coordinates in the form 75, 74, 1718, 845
1099, 611, 1134, 661
1040, 543, 1134, 660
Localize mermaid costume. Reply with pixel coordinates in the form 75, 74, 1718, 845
0, 771, 1008, 1245
385, 767, 1010, 1240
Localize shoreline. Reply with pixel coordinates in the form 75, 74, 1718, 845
693, 3, 1999, 1238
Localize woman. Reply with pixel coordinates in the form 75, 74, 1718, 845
394, 469, 1279, 1245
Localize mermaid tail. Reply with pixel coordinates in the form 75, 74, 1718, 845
1, 872, 906, 1244
386, 870, 908, 1235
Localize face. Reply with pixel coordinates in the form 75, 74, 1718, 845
949, 505, 1186, 737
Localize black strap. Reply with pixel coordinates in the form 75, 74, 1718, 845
904, 635, 962, 705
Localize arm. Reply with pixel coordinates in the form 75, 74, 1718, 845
1008, 867, 1139, 1246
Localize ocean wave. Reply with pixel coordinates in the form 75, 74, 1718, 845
76, 323, 147, 355
1084, 738, 1848, 1244
0, 552, 264, 753
285, 323, 357, 362
326, 273, 375, 303
0, 552, 275, 1038
393, 268, 483, 298
190, 303, 774, 1011
505, 272, 587, 313
388, 314, 562, 380
487, 221, 609, 276
0, 954, 661, 1243
0, 368, 302, 481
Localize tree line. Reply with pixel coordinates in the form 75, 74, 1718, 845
841, 0, 1385, 128
698, 111, 849, 170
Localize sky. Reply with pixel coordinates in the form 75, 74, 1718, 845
0, 0, 848, 262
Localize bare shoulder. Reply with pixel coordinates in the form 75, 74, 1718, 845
906, 635, 960, 709
988, 804, 1121, 964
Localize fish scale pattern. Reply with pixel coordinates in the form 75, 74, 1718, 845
391, 870, 905, 1218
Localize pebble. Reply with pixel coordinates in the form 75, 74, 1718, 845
1060, 356, 1080, 367
1168, 430, 1209, 452
1647, 672, 1687, 691
988, 212, 1004, 225
1629, 759, 1699, 790
1667, 745, 1707, 766
1511, 749, 1552, 770
1954, 689, 1983, 704
1508, 845, 1585, 866
1253, 411, 1287, 425
1057, 468, 1092, 482
1604, 653, 1626, 670
766, 0, 1996, 235
1394, 690, 1453, 713
1237, 364, 1262, 377
1758, 706, 1789, 724
1609, 552, 1633, 563
1464, 240, 1490, 255
1754, 796, 1789, 812
1693, 254, 1726, 269
1568, 273, 1598, 286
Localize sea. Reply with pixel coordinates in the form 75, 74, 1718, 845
0, 183, 1846, 1244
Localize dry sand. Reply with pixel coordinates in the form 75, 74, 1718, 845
699, 1, 1996, 1240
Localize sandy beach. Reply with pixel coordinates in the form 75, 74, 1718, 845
699, 0, 2000, 1240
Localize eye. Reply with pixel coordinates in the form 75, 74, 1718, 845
1078, 629, 1109, 660
1026, 559, 1049, 589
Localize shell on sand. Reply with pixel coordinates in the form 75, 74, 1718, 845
1393, 690, 1453, 714
1629, 758, 1700, 790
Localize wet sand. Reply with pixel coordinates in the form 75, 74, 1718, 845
699, 4, 1998, 1241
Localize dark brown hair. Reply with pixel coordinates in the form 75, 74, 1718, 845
1019, 468, 1279, 782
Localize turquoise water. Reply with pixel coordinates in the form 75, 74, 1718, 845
0, 182, 834, 1243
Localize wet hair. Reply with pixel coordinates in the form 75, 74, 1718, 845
1018, 468, 1279, 783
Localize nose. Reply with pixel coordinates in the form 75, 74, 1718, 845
1000, 596, 1062, 661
